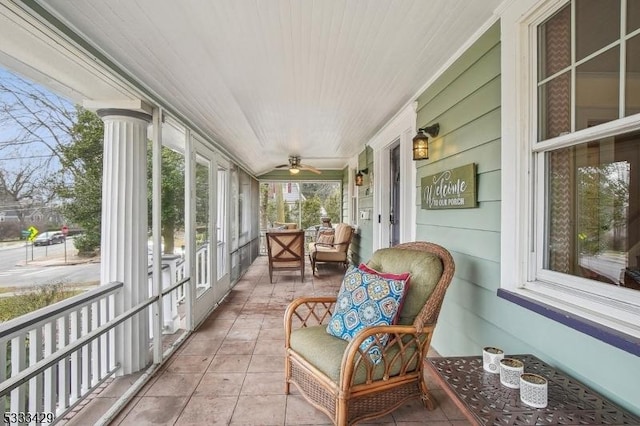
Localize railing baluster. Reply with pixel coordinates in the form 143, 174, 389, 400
57, 315, 69, 412
10, 335, 27, 414
28, 327, 44, 426
81, 305, 90, 394
70, 311, 81, 404
43, 322, 57, 415
0, 340, 6, 417
100, 297, 108, 377
108, 294, 116, 372
91, 301, 100, 387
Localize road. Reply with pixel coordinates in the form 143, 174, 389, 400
0, 239, 100, 289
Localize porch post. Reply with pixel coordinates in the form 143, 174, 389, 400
97, 108, 151, 375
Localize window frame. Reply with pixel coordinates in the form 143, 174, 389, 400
501, 0, 640, 340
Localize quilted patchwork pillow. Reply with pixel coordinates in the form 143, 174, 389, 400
326, 265, 410, 364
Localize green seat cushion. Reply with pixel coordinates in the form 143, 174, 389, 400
290, 325, 419, 384
366, 248, 443, 325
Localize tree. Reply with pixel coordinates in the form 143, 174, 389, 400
0, 165, 54, 229
301, 196, 321, 230
324, 191, 342, 224
57, 108, 104, 255
149, 145, 185, 254
1, 69, 75, 228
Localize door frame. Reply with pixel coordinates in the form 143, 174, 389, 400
367, 103, 418, 250
189, 134, 219, 327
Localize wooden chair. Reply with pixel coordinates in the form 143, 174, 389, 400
308, 223, 354, 275
266, 230, 305, 283
284, 242, 455, 425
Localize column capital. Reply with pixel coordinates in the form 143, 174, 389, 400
97, 108, 152, 122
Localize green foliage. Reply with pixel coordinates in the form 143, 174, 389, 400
148, 144, 186, 254
301, 196, 321, 230
0, 283, 81, 322
57, 107, 104, 256
576, 162, 629, 254
324, 191, 342, 224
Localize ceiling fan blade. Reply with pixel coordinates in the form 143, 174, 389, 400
300, 164, 321, 174
274, 164, 290, 168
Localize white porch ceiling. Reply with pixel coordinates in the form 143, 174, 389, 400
13, 0, 501, 175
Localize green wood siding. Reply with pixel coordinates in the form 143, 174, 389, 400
351, 146, 374, 265
416, 21, 639, 414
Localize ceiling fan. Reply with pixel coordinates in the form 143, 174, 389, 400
274, 155, 321, 175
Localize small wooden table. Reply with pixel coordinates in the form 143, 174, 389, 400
426, 354, 640, 425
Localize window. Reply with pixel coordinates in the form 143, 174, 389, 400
502, 0, 640, 339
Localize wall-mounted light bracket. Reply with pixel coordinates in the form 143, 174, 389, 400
355, 168, 369, 186
412, 123, 440, 161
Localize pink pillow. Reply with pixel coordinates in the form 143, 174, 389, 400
358, 263, 410, 281
358, 263, 411, 324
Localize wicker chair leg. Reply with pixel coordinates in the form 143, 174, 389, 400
336, 398, 348, 426
284, 358, 291, 394
419, 378, 436, 411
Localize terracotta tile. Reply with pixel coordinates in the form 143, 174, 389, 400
432, 389, 468, 420
180, 338, 223, 356
391, 397, 448, 422
258, 327, 285, 340
165, 354, 212, 373
176, 395, 238, 425
225, 327, 261, 341
194, 372, 244, 396
229, 395, 286, 425
118, 396, 188, 425
253, 339, 286, 356
98, 372, 144, 397
449, 420, 474, 426
284, 395, 332, 425
240, 372, 284, 395
211, 308, 242, 320
356, 413, 395, 424
229, 318, 264, 329
262, 317, 285, 329
423, 367, 443, 390
109, 396, 141, 425
143, 372, 202, 397
207, 354, 252, 373
248, 355, 285, 373
217, 339, 257, 355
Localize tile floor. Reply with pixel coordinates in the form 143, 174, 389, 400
63, 257, 471, 425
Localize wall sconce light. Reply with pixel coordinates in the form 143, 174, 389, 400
412, 123, 440, 160
355, 168, 368, 186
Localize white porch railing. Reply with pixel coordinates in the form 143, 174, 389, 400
0, 282, 122, 424
1, 261, 192, 425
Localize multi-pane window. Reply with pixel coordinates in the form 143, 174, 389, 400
535, 1, 640, 296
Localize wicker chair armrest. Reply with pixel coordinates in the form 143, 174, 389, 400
284, 297, 337, 345
339, 324, 436, 390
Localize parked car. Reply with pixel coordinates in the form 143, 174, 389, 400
34, 231, 66, 246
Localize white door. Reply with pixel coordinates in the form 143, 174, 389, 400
215, 159, 231, 298
191, 139, 215, 326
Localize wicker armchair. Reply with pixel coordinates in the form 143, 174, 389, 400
284, 242, 455, 425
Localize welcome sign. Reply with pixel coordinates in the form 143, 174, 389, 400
421, 163, 477, 210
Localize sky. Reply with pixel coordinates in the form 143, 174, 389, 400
0, 66, 76, 210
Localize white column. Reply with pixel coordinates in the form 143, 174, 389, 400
98, 108, 151, 375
